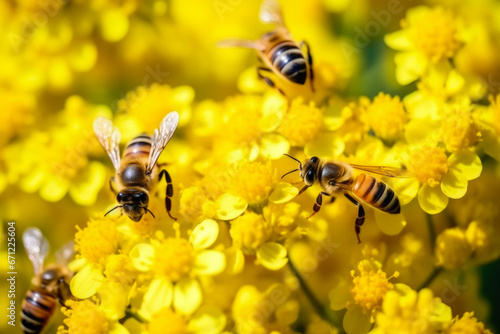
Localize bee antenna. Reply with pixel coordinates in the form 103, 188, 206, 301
281, 168, 299, 179
283, 153, 303, 170
144, 207, 156, 218
104, 205, 123, 217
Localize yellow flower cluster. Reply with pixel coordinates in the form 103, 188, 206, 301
3, 0, 500, 334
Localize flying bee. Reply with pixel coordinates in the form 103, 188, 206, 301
282, 154, 414, 243
94, 111, 179, 222
218, 0, 314, 96
21, 227, 74, 334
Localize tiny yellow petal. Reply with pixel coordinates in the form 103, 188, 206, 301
194, 250, 226, 276
139, 278, 173, 321
109, 323, 130, 334
418, 184, 449, 214
343, 304, 372, 334
216, 193, 248, 220
305, 133, 345, 158
190, 219, 219, 250
188, 305, 227, 334
130, 243, 155, 272
448, 151, 482, 181
256, 242, 288, 270
440, 170, 468, 199
268, 182, 299, 204
174, 278, 202, 315
225, 247, 245, 275
98, 281, 128, 320
384, 30, 413, 51
375, 211, 407, 236
70, 263, 104, 299
259, 133, 290, 159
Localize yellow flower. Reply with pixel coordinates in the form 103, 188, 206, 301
148, 306, 227, 334
385, 6, 462, 85
407, 144, 482, 214
371, 287, 453, 334
58, 298, 128, 334
231, 161, 275, 206
435, 228, 472, 270
133, 219, 226, 319
441, 108, 481, 152
75, 217, 118, 264
362, 93, 408, 143
279, 98, 323, 147
446, 312, 493, 334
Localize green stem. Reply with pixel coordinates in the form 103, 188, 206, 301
417, 267, 443, 291
121, 308, 146, 324
287, 255, 338, 327
426, 213, 436, 251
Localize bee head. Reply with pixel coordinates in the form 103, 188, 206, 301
106, 189, 155, 222
301, 156, 320, 186
40, 267, 65, 288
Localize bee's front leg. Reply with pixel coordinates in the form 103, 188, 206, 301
56, 278, 73, 306
159, 169, 177, 221
307, 191, 330, 219
344, 193, 365, 244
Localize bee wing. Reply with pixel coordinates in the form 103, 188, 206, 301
146, 111, 179, 174
23, 227, 49, 275
349, 164, 415, 178
217, 39, 266, 51
93, 116, 121, 172
259, 0, 285, 26
55, 240, 75, 267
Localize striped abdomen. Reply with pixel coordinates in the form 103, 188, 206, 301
351, 174, 400, 214
21, 289, 56, 334
123, 135, 152, 161
268, 41, 307, 84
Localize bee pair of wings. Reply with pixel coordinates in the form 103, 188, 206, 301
217, 0, 286, 51
93, 111, 179, 174
349, 164, 414, 178
23, 227, 74, 275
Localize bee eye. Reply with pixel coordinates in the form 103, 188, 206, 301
135, 193, 148, 203
117, 193, 125, 202
310, 157, 319, 163
306, 170, 315, 183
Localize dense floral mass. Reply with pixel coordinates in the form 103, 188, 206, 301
1, 0, 500, 333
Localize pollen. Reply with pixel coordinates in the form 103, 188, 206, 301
154, 237, 194, 282
363, 93, 408, 142
405, 7, 461, 62
148, 308, 188, 334
435, 228, 472, 270
232, 161, 274, 205
350, 261, 399, 312
408, 145, 449, 187
279, 99, 323, 147
75, 218, 118, 264
58, 299, 108, 334
447, 312, 493, 334
230, 212, 272, 254
441, 109, 480, 152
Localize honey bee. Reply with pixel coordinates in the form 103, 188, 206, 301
282, 154, 413, 243
93, 111, 179, 222
21, 227, 74, 334
218, 0, 314, 96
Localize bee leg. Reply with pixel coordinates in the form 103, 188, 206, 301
344, 194, 365, 244
299, 41, 315, 92
257, 67, 286, 97
159, 169, 177, 221
298, 184, 309, 195
307, 191, 329, 219
56, 278, 73, 306
109, 177, 117, 195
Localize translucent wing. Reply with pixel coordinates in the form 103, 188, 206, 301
23, 227, 49, 275
350, 164, 414, 178
93, 116, 121, 172
55, 240, 75, 266
217, 39, 266, 51
259, 0, 284, 26
146, 111, 179, 174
